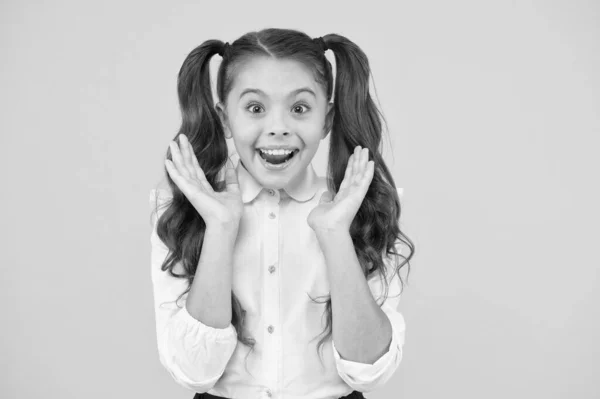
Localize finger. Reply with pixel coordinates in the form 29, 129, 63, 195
178, 135, 195, 178
165, 159, 187, 190
364, 161, 376, 191
224, 161, 240, 194
352, 146, 361, 184
339, 153, 354, 193
355, 160, 374, 198
361, 160, 374, 184
319, 190, 333, 204
218, 157, 232, 181
169, 140, 191, 179
344, 153, 354, 181
184, 136, 208, 188
188, 142, 213, 192
359, 148, 368, 178
166, 158, 211, 206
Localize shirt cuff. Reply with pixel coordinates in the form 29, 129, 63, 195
160, 305, 238, 390
175, 304, 238, 342
331, 321, 403, 392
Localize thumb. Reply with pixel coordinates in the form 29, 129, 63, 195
319, 190, 333, 204
224, 160, 240, 194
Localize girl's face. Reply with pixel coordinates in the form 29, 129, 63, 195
216, 56, 333, 190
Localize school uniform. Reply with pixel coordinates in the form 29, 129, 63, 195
149, 158, 406, 399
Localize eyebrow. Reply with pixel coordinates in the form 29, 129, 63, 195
239, 87, 316, 100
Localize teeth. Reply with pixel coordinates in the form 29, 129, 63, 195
259, 148, 294, 155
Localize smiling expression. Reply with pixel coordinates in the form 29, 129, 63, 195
215, 56, 333, 190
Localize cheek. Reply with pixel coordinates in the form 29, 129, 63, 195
230, 121, 258, 145
304, 122, 326, 141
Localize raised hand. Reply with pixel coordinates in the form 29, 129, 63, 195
165, 134, 243, 230
307, 145, 375, 233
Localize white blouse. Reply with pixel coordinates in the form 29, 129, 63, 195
149, 158, 406, 399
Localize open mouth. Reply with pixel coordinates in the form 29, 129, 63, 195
256, 148, 299, 165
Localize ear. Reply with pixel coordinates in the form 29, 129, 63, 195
215, 102, 232, 139
322, 102, 334, 140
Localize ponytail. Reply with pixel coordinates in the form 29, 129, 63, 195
305, 33, 413, 364
320, 34, 386, 191
155, 38, 258, 376
174, 40, 229, 188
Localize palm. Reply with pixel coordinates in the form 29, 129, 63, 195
165, 135, 242, 228
188, 183, 243, 226
307, 146, 374, 232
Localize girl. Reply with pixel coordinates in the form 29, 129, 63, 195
150, 28, 414, 399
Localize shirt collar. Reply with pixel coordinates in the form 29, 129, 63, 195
236, 158, 320, 204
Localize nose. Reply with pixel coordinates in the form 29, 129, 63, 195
269, 131, 289, 137
267, 108, 290, 137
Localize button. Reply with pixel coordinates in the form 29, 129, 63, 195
268, 265, 276, 273
268, 212, 276, 219
267, 325, 274, 333
266, 389, 272, 397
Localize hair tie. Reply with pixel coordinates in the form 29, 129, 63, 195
313, 37, 328, 53
218, 42, 229, 57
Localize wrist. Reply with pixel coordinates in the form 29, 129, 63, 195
206, 221, 239, 238
313, 226, 350, 240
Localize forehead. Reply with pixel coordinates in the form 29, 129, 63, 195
230, 56, 320, 99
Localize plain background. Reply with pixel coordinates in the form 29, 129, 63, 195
2, 0, 598, 398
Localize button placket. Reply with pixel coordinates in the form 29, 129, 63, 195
262, 190, 280, 395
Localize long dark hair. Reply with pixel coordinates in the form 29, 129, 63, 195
151, 28, 415, 373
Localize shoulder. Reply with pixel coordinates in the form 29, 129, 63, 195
156, 178, 172, 193
149, 180, 173, 213
397, 187, 404, 201
150, 179, 173, 197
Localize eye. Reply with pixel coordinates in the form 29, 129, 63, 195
292, 103, 311, 114
246, 103, 264, 114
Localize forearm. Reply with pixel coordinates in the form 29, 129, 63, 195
185, 224, 238, 329
315, 228, 393, 364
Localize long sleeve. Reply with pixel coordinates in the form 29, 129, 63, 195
149, 189, 238, 392
331, 188, 406, 392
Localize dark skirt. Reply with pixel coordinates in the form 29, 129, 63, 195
193, 390, 365, 399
